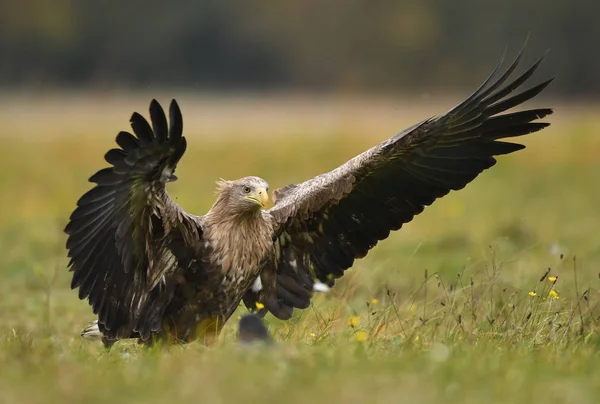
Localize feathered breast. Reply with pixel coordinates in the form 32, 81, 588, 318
202, 212, 274, 278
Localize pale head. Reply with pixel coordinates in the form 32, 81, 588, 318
214, 176, 270, 216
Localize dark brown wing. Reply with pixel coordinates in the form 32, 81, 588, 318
65, 99, 203, 340
260, 47, 554, 319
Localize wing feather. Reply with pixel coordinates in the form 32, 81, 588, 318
65, 99, 203, 340
261, 45, 554, 319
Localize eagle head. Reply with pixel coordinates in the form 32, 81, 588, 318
215, 176, 270, 215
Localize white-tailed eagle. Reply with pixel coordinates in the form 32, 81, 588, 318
66, 47, 553, 346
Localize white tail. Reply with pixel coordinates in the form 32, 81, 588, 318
81, 320, 104, 341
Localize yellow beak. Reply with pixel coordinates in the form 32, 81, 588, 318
246, 187, 269, 209
258, 187, 269, 209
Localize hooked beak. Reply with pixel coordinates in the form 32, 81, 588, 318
245, 187, 269, 209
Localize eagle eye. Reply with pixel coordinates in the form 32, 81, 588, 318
243, 186, 252, 194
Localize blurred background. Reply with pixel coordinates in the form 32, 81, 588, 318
0, 0, 597, 96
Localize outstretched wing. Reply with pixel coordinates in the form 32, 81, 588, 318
65, 99, 203, 340
262, 47, 554, 319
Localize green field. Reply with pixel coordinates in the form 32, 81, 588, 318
1, 94, 599, 403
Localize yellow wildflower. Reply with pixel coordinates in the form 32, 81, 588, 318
255, 302, 265, 309
348, 316, 360, 328
528, 291, 537, 297
549, 289, 560, 299
548, 276, 557, 282
355, 330, 368, 342
370, 298, 379, 305
310, 332, 317, 338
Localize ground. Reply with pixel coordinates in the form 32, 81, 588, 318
1, 94, 599, 403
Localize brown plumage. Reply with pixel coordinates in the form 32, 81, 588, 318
68, 45, 553, 346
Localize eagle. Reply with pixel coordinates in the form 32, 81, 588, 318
66, 47, 553, 347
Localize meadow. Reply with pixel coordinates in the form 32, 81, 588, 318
0, 93, 599, 403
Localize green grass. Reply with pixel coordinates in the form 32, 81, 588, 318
1, 95, 600, 403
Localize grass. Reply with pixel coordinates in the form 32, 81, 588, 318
1, 93, 600, 403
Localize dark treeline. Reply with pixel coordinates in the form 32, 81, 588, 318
0, 0, 597, 96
